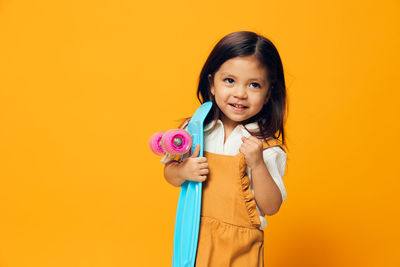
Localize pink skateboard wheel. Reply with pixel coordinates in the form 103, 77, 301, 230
149, 131, 166, 156
161, 129, 192, 155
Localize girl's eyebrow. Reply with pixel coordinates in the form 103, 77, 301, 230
220, 72, 265, 83
220, 72, 235, 77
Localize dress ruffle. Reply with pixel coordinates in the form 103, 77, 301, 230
238, 154, 261, 229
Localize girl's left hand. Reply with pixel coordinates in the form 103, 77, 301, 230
240, 136, 264, 169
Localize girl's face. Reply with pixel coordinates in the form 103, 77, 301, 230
209, 55, 269, 131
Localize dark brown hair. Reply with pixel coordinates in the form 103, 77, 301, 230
184, 31, 288, 148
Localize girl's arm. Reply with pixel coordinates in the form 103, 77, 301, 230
250, 162, 283, 216
164, 144, 209, 187
164, 161, 187, 187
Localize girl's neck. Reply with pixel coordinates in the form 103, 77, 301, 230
220, 115, 239, 144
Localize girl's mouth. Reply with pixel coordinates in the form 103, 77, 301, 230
229, 103, 248, 111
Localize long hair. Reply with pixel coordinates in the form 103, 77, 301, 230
195, 31, 288, 148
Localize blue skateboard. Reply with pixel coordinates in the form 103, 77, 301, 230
172, 101, 212, 267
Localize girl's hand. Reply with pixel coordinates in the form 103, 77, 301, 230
179, 144, 209, 182
240, 136, 264, 169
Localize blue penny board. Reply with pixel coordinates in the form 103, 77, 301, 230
172, 102, 212, 267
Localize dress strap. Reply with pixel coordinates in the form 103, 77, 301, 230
262, 138, 285, 152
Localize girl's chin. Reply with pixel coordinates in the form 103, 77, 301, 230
224, 114, 251, 124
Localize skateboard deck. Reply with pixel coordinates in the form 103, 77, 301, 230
172, 101, 212, 267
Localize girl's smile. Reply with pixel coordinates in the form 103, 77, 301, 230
210, 55, 270, 131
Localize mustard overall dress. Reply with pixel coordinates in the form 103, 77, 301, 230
195, 139, 283, 267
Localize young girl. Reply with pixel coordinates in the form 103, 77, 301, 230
163, 31, 288, 267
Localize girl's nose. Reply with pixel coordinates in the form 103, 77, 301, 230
233, 85, 247, 98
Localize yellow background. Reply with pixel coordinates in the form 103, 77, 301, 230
1, 0, 399, 266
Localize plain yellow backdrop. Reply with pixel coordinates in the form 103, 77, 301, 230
1, 0, 399, 266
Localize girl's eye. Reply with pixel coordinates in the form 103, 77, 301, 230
224, 78, 234, 84
250, 82, 260, 88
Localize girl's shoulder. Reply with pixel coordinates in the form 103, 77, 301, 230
262, 143, 287, 165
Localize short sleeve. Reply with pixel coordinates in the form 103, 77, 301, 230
262, 146, 287, 202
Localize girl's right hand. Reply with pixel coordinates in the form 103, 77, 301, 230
179, 144, 209, 182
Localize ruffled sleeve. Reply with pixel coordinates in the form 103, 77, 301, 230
243, 145, 287, 230
239, 154, 262, 228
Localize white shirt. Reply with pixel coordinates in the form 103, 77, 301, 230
162, 119, 287, 230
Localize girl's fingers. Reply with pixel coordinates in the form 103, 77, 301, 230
246, 136, 262, 147
199, 163, 208, 169
239, 145, 247, 155
242, 136, 262, 147
199, 168, 209, 175
241, 138, 255, 149
241, 138, 262, 153
240, 142, 251, 153
196, 157, 207, 163
197, 175, 207, 182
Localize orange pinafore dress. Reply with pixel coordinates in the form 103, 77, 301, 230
194, 139, 283, 267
